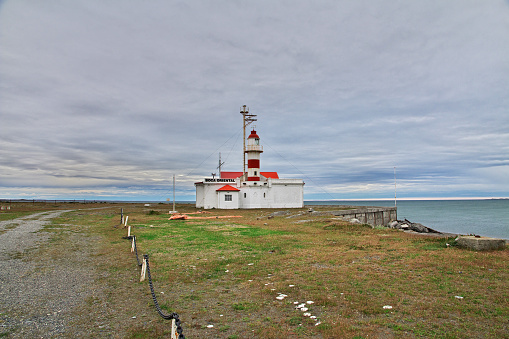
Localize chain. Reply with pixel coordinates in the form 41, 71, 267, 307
123, 235, 185, 338
132, 236, 142, 267
144, 254, 185, 338
123, 236, 142, 266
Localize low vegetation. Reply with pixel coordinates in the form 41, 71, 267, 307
2, 202, 508, 338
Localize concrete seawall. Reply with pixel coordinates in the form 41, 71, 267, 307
310, 206, 397, 226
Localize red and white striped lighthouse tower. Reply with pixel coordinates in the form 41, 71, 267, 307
246, 129, 263, 181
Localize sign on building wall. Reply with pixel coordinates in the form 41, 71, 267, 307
204, 178, 236, 183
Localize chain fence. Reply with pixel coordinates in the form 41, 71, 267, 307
123, 229, 185, 338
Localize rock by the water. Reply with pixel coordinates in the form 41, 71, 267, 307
409, 223, 429, 233
389, 220, 399, 228
387, 219, 442, 234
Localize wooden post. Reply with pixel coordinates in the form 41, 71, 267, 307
131, 236, 135, 253
120, 208, 124, 224
124, 215, 129, 227
140, 258, 147, 282
170, 319, 177, 339
127, 225, 131, 237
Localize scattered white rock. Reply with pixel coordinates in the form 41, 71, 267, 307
310, 316, 317, 319
294, 301, 299, 304
383, 305, 392, 309
455, 296, 464, 299
300, 307, 309, 312
225, 270, 229, 273
303, 312, 311, 317
248, 280, 253, 282
296, 303, 306, 309
289, 284, 295, 287
306, 301, 314, 304
207, 324, 214, 328
315, 321, 322, 326
248, 263, 254, 266
131, 316, 136, 319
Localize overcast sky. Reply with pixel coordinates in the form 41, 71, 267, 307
1, 0, 508, 201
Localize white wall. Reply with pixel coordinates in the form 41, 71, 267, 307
217, 191, 240, 209
196, 178, 304, 209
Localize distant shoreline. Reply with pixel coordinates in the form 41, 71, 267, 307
1, 197, 508, 204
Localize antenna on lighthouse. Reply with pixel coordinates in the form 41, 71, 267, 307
217, 152, 225, 177
240, 105, 257, 177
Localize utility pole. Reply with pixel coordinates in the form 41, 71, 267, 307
170, 174, 177, 214
240, 105, 257, 177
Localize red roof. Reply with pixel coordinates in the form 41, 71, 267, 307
221, 171, 243, 179
261, 172, 279, 179
248, 129, 259, 139
216, 184, 240, 191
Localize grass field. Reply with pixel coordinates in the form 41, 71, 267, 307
2, 202, 508, 338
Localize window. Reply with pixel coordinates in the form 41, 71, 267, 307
254, 171, 257, 175
264, 193, 266, 198
244, 193, 247, 198
225, 194, 232, 201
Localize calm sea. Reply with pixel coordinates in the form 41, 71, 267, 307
305, 199, 509, 239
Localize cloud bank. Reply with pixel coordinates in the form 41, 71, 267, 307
1, 0, 508, 201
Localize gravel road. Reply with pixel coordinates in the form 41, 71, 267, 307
0, 210, 101, 338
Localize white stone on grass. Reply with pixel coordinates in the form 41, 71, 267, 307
383, 305, 392, 309
306, 301, 314, 304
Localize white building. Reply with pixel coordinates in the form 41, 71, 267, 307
195, 123, 305, 209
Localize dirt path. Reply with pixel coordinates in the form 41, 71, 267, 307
0, 210, 103, 338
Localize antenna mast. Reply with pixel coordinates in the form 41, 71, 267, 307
394, 166, 397, 207
240, 105, 257, 177
217, 152, 225, 176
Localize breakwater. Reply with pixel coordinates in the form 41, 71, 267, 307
309, 206, 397, 226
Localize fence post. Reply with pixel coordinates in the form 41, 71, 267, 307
124, 215, 129, 227
170, 319, 177, 339
120, 208, 124, 225
131, 236, 135, 253
140, 257, 147, 282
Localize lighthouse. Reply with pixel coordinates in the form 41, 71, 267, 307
195, 106, 304, 209
246, 129, 263, 181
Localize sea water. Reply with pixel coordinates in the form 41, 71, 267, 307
305, 199, 509, 239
